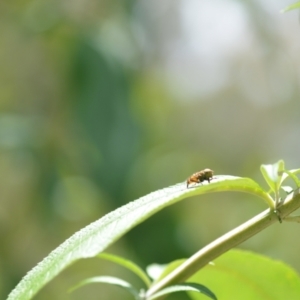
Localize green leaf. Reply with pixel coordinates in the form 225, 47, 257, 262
281, 2, 300, 13
148, 283, 217, 300
69, 276, 140, 299
211, 175, 274, 208
148, 260, 184, 284
146, 263, 168, 281
7, 175, 272, 300
97, 252, 151, 287
280, 168, 300, 187
188, 249, 300, 300
260, 160, 285, 193
281, 185, 294, 194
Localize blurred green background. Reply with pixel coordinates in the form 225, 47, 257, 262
1, 0, 300, 299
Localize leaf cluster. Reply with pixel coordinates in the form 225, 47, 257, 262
6, 160, 300, 300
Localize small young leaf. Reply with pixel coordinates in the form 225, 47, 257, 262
97, 253, 151, 287
281, 1, 300, 13
280, 168, 300, 187
260, 161, 285, 208
69, 276, 140, 299
281, 186, 294, 194
148, 260, 184, 284
260, 160, 285, 193
148, 283, 217, 300
146, 263, 168, 281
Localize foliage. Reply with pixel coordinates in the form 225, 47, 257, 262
7, 160, 300, 300
2, 1, 300, 299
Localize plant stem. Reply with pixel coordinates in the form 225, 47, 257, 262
146, 189, 300, 299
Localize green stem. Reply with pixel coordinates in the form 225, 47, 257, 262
284, 215, 300, 222
275, 189, 280, 208
146, 189, 300, 299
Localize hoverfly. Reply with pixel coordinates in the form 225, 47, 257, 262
186, 168, 214, 188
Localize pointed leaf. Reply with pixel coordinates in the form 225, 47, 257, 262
146, 260, 182, 285
69, 276, 140, 299
281, 2, 300, 13
146, 263, 168, 281
148, 283, 217, 300
210, 175, 274, 208
97, 253, 151, 287
280, 168, 300, 187
7, 175, 273, 300
260, 160, 285, 193
281, 186, 294, 194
